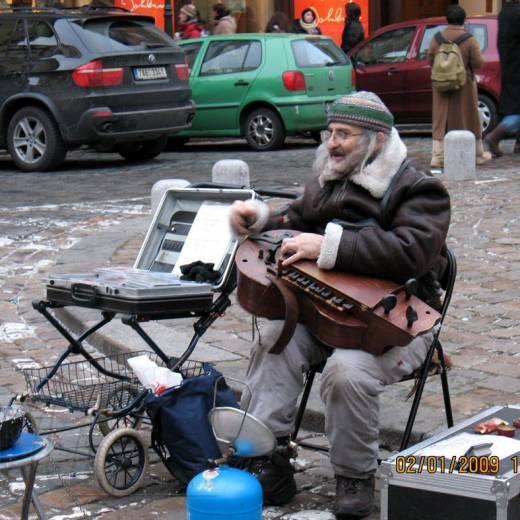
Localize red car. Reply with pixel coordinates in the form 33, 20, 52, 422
349, 16, 500, 133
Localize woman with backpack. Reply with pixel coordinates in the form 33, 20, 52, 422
427, 5, 491, 168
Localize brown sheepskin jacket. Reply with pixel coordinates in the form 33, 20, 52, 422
265, 160, 451, 308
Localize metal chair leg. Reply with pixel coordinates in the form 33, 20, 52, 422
436, 340, 454, 428
399, 339, 439, 452
292, 368, 317, 441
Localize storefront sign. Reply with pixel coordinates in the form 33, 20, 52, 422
116, 0, 167, 30
294, 0, 369, 46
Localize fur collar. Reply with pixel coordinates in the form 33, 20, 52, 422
349, 128, 407, 199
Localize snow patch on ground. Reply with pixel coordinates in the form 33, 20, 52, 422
0, 323, 35, 342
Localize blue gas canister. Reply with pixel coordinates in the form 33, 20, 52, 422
186, 466, 262, 520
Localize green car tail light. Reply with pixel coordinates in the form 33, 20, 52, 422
282, 71, 306, 92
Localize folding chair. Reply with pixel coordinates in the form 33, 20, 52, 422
291, 248, 457, 452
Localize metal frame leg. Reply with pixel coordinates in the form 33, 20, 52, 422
21, 462, 46, 520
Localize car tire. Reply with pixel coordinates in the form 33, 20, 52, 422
116, 135, 168, 162
244, 108, 285, 151
478, 93, 498, 135
7, 106, 67, 172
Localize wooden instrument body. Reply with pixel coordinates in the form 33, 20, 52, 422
235, 230, 440, 355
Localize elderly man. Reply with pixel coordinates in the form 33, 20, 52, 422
230, 92, 451, 518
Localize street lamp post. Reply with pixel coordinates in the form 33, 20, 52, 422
164, 0, 173, 37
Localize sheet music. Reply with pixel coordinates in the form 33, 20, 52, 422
415, 432, 520, 460
172, 202, 233, 275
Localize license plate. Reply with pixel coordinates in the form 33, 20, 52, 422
133, 66, 167, 81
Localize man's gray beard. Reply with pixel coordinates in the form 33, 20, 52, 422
314, 136, 371, 184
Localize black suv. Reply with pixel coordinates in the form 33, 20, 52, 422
0, 7, 195, 171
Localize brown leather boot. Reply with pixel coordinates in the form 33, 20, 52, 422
484, 124, 509, 157
335, 475, 374, 518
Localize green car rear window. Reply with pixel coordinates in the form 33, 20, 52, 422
291, 39, 349, 67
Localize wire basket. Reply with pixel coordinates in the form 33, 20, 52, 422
22, 350, 207, 413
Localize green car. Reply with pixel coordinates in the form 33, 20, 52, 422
176, 33, 354, 151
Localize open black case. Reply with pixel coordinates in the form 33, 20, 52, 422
34, 187, 255, 369
44, 187, 255, 318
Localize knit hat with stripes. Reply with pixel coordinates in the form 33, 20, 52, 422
326, 92, 394, 134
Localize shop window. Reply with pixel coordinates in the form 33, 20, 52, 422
28, 20, 58, 58
200, 40, 261, 75
354, 27, 415, 65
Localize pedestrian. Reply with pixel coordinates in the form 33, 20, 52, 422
229, 91, 450, 518
293, 7, 321, 35
341, 2, 365, 54
265, 11, 292, 33
211, 3, 237, 35
484, 0, 520, 157
427, 4, 491, 168
177, 4, 203, 40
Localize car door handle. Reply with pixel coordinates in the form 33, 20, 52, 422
234, 80, 249, 86
386, 67, 401, 75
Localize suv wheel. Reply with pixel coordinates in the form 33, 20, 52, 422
478, 93, 498, 135
7, 107, 67, 172
245, 108, 285, 151
116, 135, 168, 162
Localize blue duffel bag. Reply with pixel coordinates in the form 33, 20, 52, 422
145, 362, 238, 483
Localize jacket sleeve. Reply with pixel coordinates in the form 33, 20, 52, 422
332, 176, 451, 283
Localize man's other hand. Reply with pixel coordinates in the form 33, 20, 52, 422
281, 233, 324, 266
229, 200, 259, 236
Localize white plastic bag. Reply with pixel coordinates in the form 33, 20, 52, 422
127, 355, 183, 395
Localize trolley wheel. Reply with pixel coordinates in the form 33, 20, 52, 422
22, 410, 39, 434
98, 384, 142, 436
95, 427, 148, 497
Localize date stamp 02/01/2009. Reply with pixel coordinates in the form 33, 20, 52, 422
395, 455, 520, 475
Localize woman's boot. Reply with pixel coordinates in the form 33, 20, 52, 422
514, 132, 520, 154
476, 139, 492, 165
484, 124, 509, 157
430, 139, 444, 168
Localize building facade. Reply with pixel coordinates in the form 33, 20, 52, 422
7, 0, 506, 41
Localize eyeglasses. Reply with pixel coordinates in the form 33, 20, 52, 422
320, 129, 364, 143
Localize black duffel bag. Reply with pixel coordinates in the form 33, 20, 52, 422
145, 362, 238, 483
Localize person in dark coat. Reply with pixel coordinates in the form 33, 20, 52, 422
265, 10, 292, 33
484, 0, 520, 156
229, 91, 450, 518
341, 2, 365, 54
293, 7, 321, 34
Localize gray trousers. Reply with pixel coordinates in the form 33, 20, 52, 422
242, 321, 433, 479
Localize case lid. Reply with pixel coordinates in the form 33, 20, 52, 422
134, 187, 256, 292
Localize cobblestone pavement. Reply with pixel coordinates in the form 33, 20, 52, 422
0, 137, 519, 519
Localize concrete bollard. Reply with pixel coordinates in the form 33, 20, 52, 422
444, 130, 476, 181
211, 159, 250, 187
151, 179, 190, 214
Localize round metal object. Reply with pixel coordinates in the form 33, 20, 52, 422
13, 116, 48, 165
478, 99, 491, 132
209, 407, 276, 458
247, 113, 274, 147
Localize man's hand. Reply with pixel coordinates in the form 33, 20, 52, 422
229, 200, 259, 236
281, 233, 323, 266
